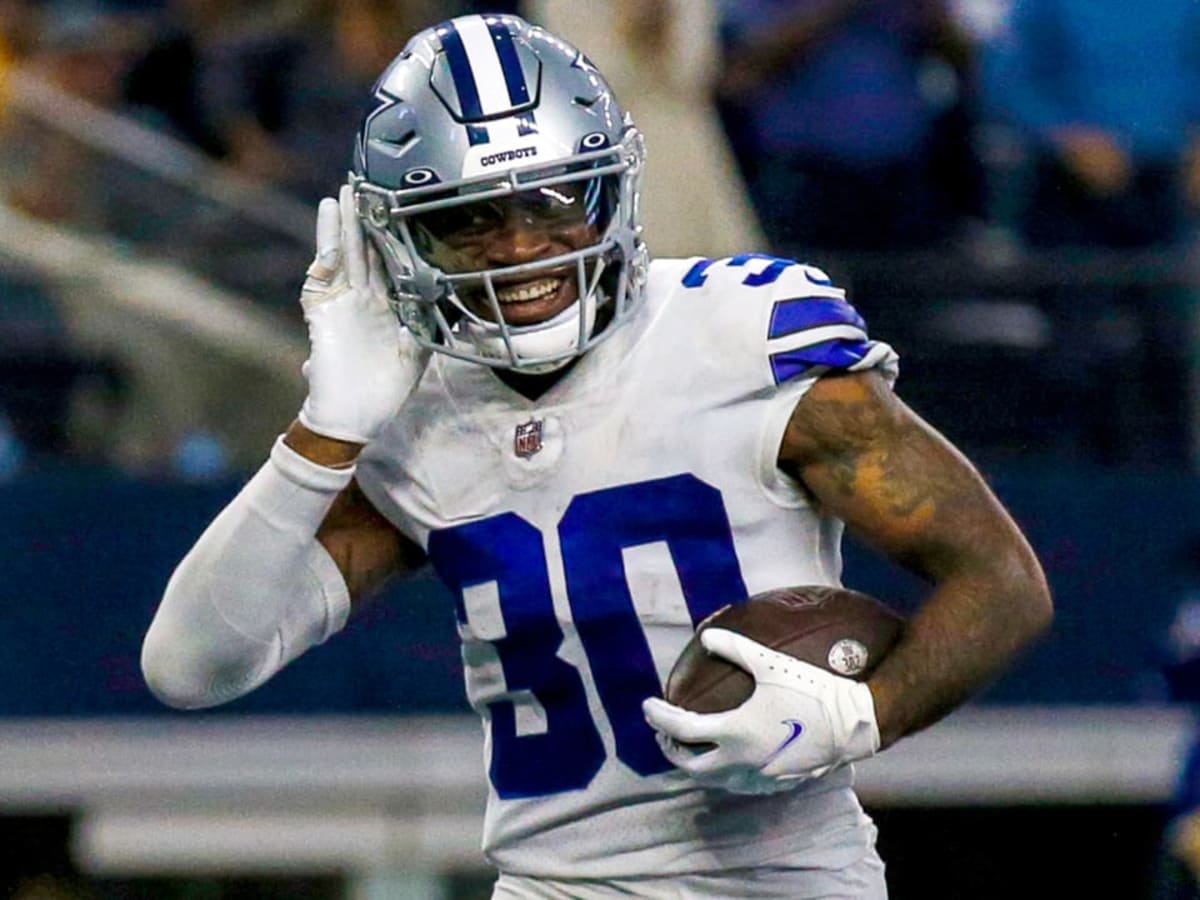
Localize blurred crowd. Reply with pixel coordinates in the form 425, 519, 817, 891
2, 0, 1200, 476
1, 0, 463, 212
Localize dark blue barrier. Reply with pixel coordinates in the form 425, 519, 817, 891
0, 467, 467, 716
1, 463, 1194, 715
844, 463, 1200, 704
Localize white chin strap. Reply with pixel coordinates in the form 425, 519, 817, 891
462, 295, 598, 374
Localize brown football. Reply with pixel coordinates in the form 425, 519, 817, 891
664, 585, 905, 714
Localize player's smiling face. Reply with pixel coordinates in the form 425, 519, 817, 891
409, 183, 601, 327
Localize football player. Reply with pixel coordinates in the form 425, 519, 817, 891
142, 15, 1052, 899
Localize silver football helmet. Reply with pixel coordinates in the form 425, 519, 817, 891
351, 14, 647, 373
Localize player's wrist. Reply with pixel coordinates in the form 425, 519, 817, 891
283, 419, 364, 470
843, 680, 881, 760
864, 677, 907, 751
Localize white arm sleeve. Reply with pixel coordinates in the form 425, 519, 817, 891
141, 437, 354, 709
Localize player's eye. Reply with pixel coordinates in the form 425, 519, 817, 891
408, 175, 615, 255
510, 178, 616, 231
410, 201, 505, 247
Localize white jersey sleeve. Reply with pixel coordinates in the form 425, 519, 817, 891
659, 253, 899, 502
674, 253, 898, 394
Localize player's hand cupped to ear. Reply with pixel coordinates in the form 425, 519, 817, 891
642, 628, 880, 794
298, 184, 430, 445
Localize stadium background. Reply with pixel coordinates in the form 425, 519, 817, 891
2, 1, 1198, 897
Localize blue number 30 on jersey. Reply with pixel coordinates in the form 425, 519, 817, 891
429, 474, 747, 799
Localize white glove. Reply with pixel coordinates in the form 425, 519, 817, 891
298, 184, 429, 444
642, 628, 880, 794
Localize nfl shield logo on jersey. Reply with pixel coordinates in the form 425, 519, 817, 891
514, 418, 544, 459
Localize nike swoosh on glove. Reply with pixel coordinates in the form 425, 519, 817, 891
298, 184, 429, 444
642, 628, 880, 794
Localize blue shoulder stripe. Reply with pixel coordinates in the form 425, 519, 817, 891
770, 339, 874, 385
768, 297, 865, 340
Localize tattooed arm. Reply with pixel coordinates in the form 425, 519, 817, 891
777, 370, 1052, 749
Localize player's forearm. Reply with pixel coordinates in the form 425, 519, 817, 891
866, 554, 1052, 749
781, 373, 1053, 750
141, 437, 353, 709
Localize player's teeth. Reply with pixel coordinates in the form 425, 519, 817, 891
497, 278, 561, 303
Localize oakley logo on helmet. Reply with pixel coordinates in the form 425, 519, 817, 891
479, 146, 539, 167
402, 168, 439, 186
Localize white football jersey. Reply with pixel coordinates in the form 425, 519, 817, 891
357, 255, 900, 881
